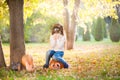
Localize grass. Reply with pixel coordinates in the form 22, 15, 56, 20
0, 40, 120, 80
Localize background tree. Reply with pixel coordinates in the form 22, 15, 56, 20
63, 0, 70, 49
92, 17, 106, 41
70, 0, 80, 49
82, 25, 91, 41
103, 24, 108, 38
109, 18, 120, 42
0, 0, 120, 52
63, 0, 80, 50
0, 36, 6, 68
6, 0, 25, 67
24, 10, 59, 43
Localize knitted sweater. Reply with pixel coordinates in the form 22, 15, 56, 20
50, 35, 65, 51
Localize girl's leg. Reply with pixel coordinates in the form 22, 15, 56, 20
43, 50, 55, 68
52, 51, 69, 68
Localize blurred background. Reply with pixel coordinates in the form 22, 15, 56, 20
0, 0, 120, 43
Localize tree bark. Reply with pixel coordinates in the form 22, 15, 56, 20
63, 0, 80, 50
69, 0, 80, 49
63, 0, 70, 50
6, 0, 25, 67
0, 37, 6, 68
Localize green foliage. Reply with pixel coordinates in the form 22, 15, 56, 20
82, 24, 91, 41
0, 0, 120, 43
80, 0, 120, 23
77, 27, 84, 37
24, 0, 40, 21
1, 27, 10, 43
24, 11, 59, 43
0, 0, 8, 20
92, 17, 106, 41
24, 0, 63, 43
0, 19, 9, 42
103, 25, 108, 38
0, 68, 22, 80
0, 0, 64, 43
109, 18, 120, 42
0, 1, 9, 43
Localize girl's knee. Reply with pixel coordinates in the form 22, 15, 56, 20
46, 50, 55, 57
46, 50, 53, 55
52, 56, 57, 60
46, 50, 51, 55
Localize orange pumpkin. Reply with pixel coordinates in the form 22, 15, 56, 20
21, 54, 34, 72
49, 59, 64, 70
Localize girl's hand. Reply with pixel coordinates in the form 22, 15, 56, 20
53, 33, 61, 40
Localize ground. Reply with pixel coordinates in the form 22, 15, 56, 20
0, 40, 120, 80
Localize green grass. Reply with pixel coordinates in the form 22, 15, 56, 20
75, 38, 120, 45
1, 40, 120, 80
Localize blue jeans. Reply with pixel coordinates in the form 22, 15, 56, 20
45, 50, 69, 68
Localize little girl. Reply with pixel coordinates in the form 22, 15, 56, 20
43, 23, 69, 68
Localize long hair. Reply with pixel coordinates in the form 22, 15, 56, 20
51, 23, 64, 35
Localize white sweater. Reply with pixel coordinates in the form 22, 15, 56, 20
50, 35, 65, 51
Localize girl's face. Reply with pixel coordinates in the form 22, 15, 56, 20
53, 27, 61, 34
52, 24, 63, 35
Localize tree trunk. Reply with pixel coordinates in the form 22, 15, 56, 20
6, 0, 25, 67
0, 37, 6, 68
63, 0, 80, 50
63, 0, 70, 50
69, 0, 80, 49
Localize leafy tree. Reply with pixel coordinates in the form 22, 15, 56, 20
109, 18, 120, 42
0, 0, 40, 68
92, 17, 106, 41
24, 10, 59, 43
82, 26, 91, 41
0, 27, 10, 43
77, 27, 84, 37
0, 0, 8, 20
80, 0, 120, 21
0, 19, 10, 43
0, 1, 9, 42
0, 0, 40, 42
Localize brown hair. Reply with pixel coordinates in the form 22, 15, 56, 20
52, 23, 64, 35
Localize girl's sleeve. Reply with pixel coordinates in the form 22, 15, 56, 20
50, 36, 56, 49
